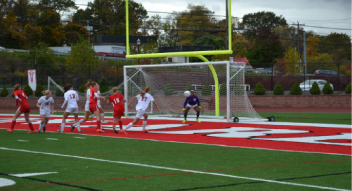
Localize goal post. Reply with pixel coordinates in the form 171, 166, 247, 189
124, 61, 264, 122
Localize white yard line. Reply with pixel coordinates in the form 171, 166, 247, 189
0, 147, 349, 191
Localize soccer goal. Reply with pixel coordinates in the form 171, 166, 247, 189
124, 61, 266, 122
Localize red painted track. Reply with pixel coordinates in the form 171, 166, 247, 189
0, 115, 351, 155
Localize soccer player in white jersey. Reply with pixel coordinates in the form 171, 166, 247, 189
36, 90, 54, 133
121, 86, 158, 134
71, 80, 93, 131
58, 84, 82, 133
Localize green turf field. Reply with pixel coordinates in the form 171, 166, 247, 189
0, 130, 351, 191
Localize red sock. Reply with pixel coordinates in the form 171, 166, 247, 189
10, 121, 16, 130
118, 121, 123, 130
28, 123, 34, 131
97, 120, 101, 130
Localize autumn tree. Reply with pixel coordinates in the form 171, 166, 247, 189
284, 47, 302, 76
232, 33, 249, 58
38, 0, 77, 16
318, 33, 351, 62
307, 53, 335, 73
38, 9, 65, 46
29, 43, 59, 76
86, 0, 147, 36
306, 35, 320, 57
247, 28, 285, 67
0, 11, 25, 48
241, 11, 287, 41
175, 4, 217, 45
63, 23, 89, 46
65, 36, 99, 76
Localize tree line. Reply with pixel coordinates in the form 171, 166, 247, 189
0, 0, 351, 75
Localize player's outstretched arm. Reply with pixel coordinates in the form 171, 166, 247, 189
36, 102, 43, 109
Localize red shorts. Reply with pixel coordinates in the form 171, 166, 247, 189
18, 105, 30, 113
113, 109, 124, 119
89, 104, 98, 113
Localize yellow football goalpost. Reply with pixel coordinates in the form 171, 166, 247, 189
125, 0, 233, 116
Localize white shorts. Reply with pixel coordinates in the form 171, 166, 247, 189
40, 109, 51, 118
65, 107, 79, 114
85, 104, 90, 112
97, 103, 102, 108
186, 104, 198, 108
136, 109, 146, 119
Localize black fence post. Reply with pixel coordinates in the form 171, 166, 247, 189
337, 62, 340, 91
271, 63, 274, 91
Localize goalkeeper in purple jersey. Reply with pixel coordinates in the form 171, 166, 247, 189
182, 90, 201, 123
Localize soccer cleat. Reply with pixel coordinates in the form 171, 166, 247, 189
43, 126, 46, 132
142, 130, 149, 133
96, 129, 105, 133
182, 120, 187, 123
196, 119, 201, 123
37, 130, 41, 134
120, 129, 128, 134
79, 130, 83, 133
57, 130, 62, 133
112, 126, 118, 134
7, 129, 13, 133
71, 124, 75, 132
27, 130, 35, 134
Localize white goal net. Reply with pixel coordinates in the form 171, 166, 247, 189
124, 61, 264, 122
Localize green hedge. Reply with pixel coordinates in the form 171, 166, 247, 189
23, 85, 33, 96
254, 82, 266, 95
35, 84, 44, 97
309, 82, 320, 95
163, 83, 174, 96
0, 87, 9, 97
201, 83, 211, 96
185, 83, 194, 91
290, 82, 302, 95
345, 83, 351, 94
322, 82, 333, 94
273, 82, 284, 95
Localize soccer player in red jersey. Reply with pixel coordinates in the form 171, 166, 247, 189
8, 84, 35, 134
107, 87, 126, 133
89, 82, 105, 133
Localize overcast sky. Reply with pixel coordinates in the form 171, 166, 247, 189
76, 0, 351, 37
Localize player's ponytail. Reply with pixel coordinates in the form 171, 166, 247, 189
140, 86, 150, 98
64, 84, 72, 93
42, 90, 50, 95
13, 84, 20, 91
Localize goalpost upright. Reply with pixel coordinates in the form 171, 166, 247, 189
124, 0, 233, 117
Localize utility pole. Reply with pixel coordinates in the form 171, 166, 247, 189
292, 22, 305, 55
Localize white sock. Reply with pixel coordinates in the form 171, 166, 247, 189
124, 123, 133, 130
142, 121, 147, 130
74, 119, 84, 127
61, 123, 65, 132
39, 123, 43, 131
92, 114, 95, 118
43, 123, 46, 127
100, 122, 103, 129
101, 113, 104, 121
76, 122, 81, 131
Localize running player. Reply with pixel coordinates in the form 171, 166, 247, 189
107, 87, 125, 133
90, 82, 105, 133
182, 90, 201, 123
91, 89, 106, 123
71, 80, 92, 131
36, 90, 54, 133
121, 86, 158, 134
58, 84, 82, 133
7, 84, 35, 134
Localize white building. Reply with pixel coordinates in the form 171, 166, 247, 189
49, 45, 127, 55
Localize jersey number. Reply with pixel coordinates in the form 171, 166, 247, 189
142, 97, 147, 101
113, 98, 120, 104
69, 94, 76, 99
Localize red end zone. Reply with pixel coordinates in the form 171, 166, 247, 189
0, 115, 351, 155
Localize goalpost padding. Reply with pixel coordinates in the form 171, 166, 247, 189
124, 61, 263, 122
